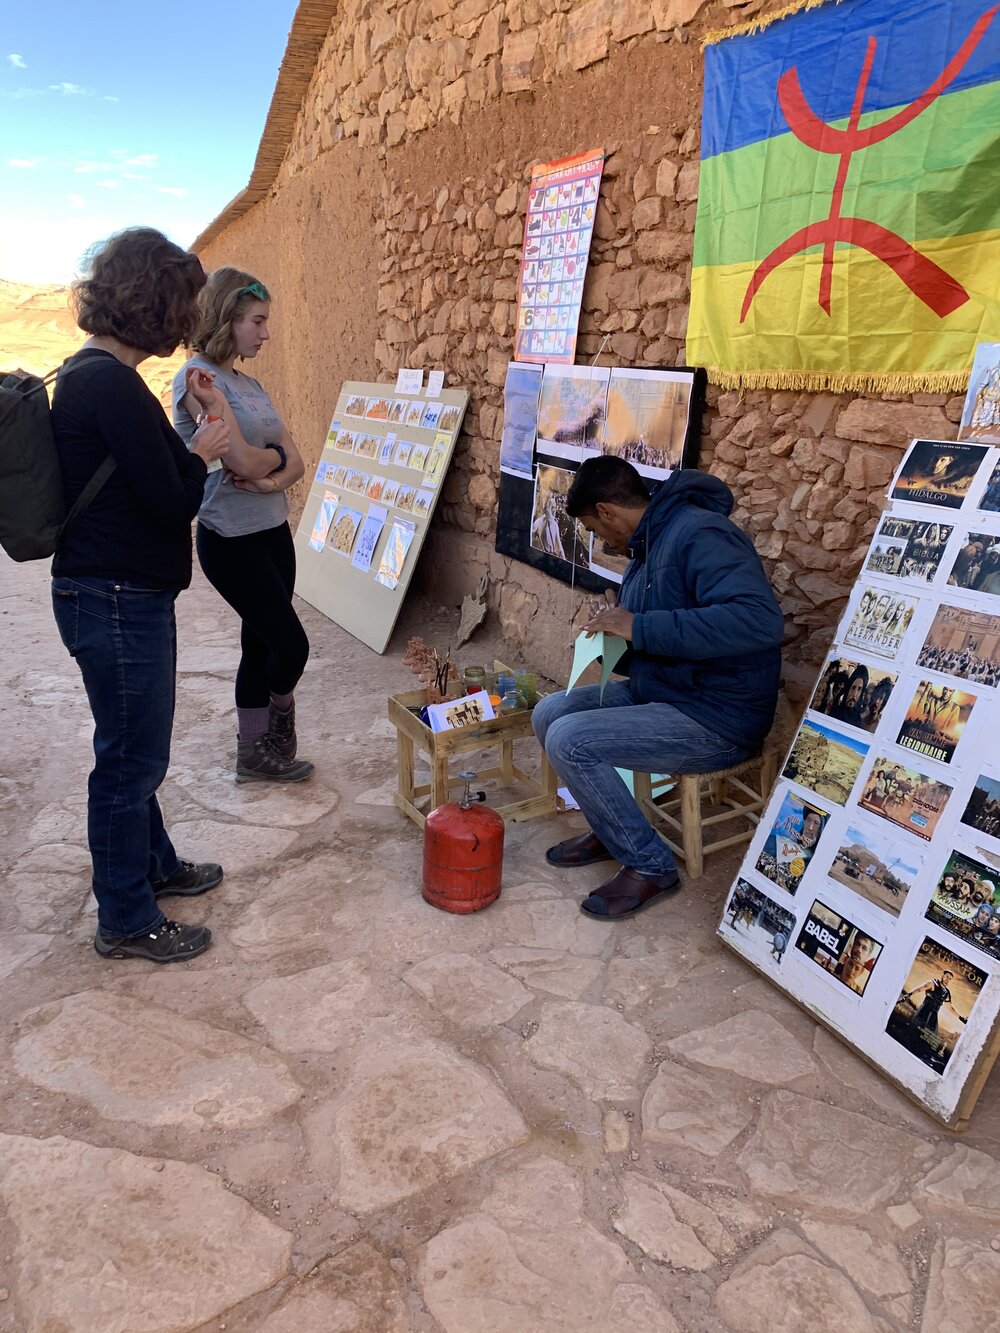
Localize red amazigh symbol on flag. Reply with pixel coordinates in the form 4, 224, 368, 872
740, 4, 999, 322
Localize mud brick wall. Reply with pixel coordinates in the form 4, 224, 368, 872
198, 0, 966, 702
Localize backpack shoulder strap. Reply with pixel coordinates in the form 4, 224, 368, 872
55, 455, 118, 551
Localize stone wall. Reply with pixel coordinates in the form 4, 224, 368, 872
199, 0, 964, 701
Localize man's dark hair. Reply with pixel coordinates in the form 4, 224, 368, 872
566, 456, 650, 517
73, 227, 206, 355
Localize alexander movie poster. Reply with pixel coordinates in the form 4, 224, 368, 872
925, 849, 1000, 962
886, 938, 986, 1075
858, 758, 952, 842
810, 656, 896, 735
724, 877, 796, 964
891, 439, 988, 509
844, 587, 917, 661
917, 605, 1000, 688
865, 515, 952, 584
895, 680, 976, 764
755, 788, 829, 895
794, 899, 883, 997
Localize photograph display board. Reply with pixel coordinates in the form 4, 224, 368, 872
720, 435, 1000, 1127
293, 379, 468, 654
497, 361, 706, 592
514, 148, 604, 365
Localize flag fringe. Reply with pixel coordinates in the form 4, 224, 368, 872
703, 0, 844, 47
705, 367, 971, 394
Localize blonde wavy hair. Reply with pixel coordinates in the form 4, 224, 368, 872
191, 266, 271, 365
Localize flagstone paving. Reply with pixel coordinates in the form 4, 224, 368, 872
2, 554, 1000, 1332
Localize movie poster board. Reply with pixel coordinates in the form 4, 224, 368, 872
496, 362, 706, 592
293, 379, 468, 653
720, 432, 1000, 1127
514, 148, 605, 365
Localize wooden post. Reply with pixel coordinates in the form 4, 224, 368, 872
680, 774, 704, 878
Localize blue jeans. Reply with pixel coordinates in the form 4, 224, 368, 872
52, 577, 181, 936
533, 681, 752, 877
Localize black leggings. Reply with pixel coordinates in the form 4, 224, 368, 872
196, 522, 309, 708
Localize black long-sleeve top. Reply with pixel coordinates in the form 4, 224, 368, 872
51, 349, 208, 590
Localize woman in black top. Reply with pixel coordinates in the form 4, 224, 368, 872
51, 227, 229, 964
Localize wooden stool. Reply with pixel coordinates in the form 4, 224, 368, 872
633, 750, 778, 880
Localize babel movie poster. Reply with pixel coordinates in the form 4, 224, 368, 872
794, 899, 883, 997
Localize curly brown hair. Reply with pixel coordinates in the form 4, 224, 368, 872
73, 227, 206, 355
191, 267, 272, 366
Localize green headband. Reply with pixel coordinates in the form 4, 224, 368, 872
237, 281, 269, 301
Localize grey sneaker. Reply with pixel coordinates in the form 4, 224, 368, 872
236, 735, 314, 784
152, 860, 223, 898
268, 699, 297, 760
94, 918, 212, 963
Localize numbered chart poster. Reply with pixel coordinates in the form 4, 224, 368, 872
515, 148, 604, 365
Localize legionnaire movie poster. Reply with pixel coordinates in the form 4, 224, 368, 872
724, 877, 795, 964
890, 439, 988, 509
895, 680, 976, 764
865, 515, 952, 584
858, 758, 952, 842
947, 530, 1000, 598
754, 788, 829, 895
810, 656, 896, 735
925, 850, 1000, 962
794, 899, 883, 997
828, 820, 923, 918
916, 604, 1000, 687
960, 772, 1000, 841
844, 587, 918, 661
886, 938, 987, 1075
781, 719, 869, 806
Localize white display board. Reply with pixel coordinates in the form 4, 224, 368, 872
293, 379, 468, 654
720, 436, 1000, 1127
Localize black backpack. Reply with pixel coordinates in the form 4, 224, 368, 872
0, 362, 116, 562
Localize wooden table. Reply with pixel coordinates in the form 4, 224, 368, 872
388, 689, 560, 827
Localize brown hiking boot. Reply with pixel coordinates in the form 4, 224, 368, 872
268, 698, 297, 760
236, 735, 314, 783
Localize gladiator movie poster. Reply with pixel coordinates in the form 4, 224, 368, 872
916, 604, 1000, 688
925, 849, 1000, 963
794, 899, 883, 997
754, 788, 829, 895
810, 656, 896, 735
858, 758, 953, 842
723, 877, 796, 964
864, 515, 952, 585
895, 680, 976, 764
844, 587, 918, 661
886, 938, 987, 1075
890, 439, 988, 509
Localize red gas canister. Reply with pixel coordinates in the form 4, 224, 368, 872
423, 771, 505, 914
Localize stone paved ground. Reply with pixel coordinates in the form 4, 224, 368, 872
2, 553, 1000, 1333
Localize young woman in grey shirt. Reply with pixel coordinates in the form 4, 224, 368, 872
173, 268, 314, 782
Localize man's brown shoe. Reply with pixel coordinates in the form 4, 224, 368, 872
546, 830, 615, 867
580, 865, 681, 920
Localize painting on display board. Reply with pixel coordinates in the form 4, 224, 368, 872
958, 343, 1000, 444
514, 148, 604, 365
294, 378, 469, 653
495, 361, 706, 592
718, 433, 1000, 1127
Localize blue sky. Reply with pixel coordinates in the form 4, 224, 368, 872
1, 1, 298, 284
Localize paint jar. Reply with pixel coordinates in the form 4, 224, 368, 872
515, 672, 538, 708
499, 689, 525, 715
497, 672, 517, 697
462, 666, 487, 695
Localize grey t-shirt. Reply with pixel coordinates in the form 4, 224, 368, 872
172, 355, 289, 537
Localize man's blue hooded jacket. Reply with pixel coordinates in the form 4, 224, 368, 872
617, 469, 784, 750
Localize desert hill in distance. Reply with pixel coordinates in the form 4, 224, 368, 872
0, 278, 184, 407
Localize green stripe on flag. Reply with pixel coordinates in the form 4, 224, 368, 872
693, 80, 1000, 269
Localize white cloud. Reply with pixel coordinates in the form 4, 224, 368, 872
154, 186, 187, 197
8, 53, 26, 69
49, 82, 93, 96
7, 157, 42, 169
95, 179, 120, 190
115, 151, 158, 169
66, 193, 86, 209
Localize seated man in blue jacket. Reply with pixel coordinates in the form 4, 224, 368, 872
533, 456, 784, 921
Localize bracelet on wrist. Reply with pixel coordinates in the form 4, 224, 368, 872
269, 443, 287, 472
